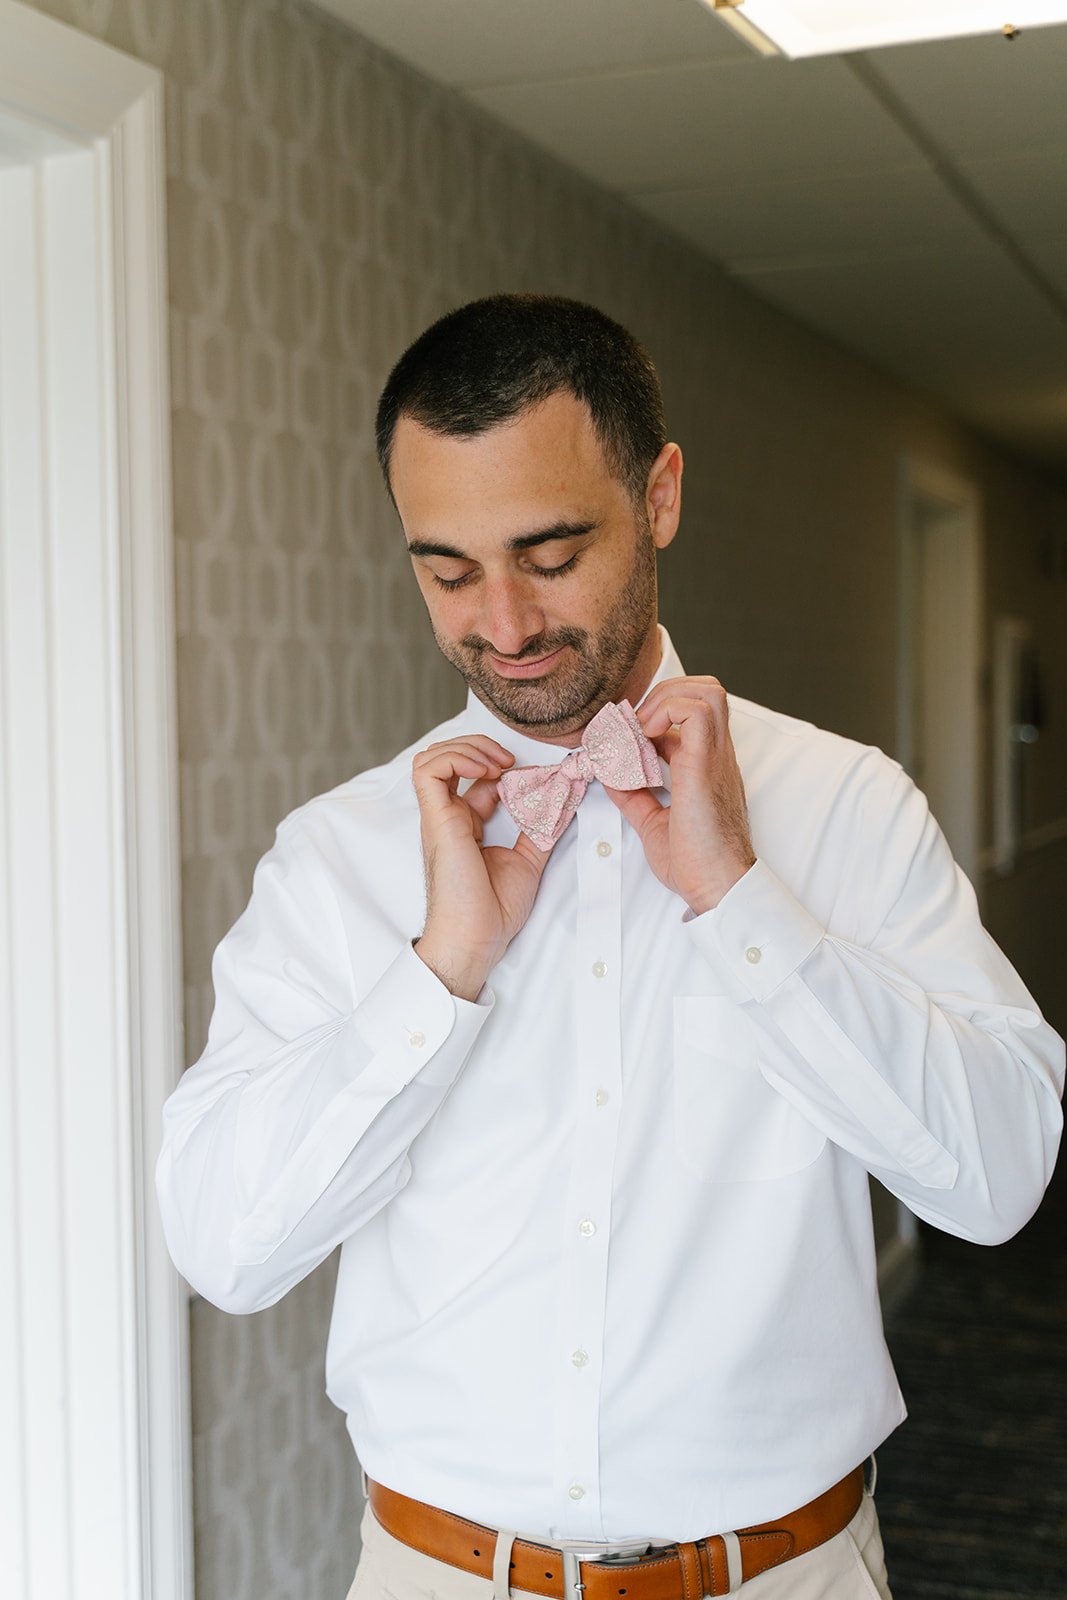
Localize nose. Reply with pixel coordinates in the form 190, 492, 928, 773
480, 575, 545, 657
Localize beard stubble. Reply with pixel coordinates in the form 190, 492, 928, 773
432, 525, 659, 739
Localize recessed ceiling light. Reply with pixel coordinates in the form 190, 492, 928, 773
704, 1, 1067, 56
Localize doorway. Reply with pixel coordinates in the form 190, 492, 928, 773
875, 458, 983, 1303
0, 4, 187, 1596
896, 458, 983, 889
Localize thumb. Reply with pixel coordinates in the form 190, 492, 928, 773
604, 784, 665, 838
511, 827, 556, 876
465, 775, 503, 824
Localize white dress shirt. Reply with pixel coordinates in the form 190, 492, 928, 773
156, 627, 1063, 1541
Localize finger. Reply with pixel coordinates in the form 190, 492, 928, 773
413, 738, 514, 787
604, 783, 666, 835
416, 735, 515, 769
637, 675, 721, 714
414, 750, 501, 785
647, 726, 682, 765
412, 752, 502, 814
638, 679, 725, 735
640, 688, 725, 735
640, 691, 727, 742
511, 828, 557, 870
417, 735, 515, 760
464, 776, 502, 824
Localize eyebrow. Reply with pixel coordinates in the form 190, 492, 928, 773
406, 519, 599, 561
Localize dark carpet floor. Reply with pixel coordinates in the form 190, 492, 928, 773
876, 1161, 1067, 1600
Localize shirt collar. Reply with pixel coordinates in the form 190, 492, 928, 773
461, 624, 685, 766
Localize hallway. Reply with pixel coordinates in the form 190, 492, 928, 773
877, 1162, 1067, 1598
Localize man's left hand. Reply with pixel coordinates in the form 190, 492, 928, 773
605, 676, 756, 916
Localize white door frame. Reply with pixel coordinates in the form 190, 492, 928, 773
0, 4, 188, 1597
896, 456, 983, 889
883, 456, 982, 1293
991, 614, 1035, 876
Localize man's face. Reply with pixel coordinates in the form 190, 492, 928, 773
389, 391, 679, 743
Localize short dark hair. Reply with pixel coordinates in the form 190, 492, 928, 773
375, 294, 667, 506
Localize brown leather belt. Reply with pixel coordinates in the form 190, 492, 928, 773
367, 1467, 865, 1599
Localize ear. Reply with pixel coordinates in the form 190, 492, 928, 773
646, 443, 683, 551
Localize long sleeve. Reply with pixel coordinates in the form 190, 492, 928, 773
155, 819, 492, 1313
689, 751, 1064, 1243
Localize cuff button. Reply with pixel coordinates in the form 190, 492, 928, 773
745, 946, 762, 965
409, 1030, 427, 1048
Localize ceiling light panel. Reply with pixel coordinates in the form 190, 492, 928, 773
706, 2, 1067, 56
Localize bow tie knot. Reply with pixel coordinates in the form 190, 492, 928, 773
561, 746, 595, 784
497, 699, 661, 852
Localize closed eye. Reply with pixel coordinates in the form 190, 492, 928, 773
431, 552, 582, 591
533, 552, 581, 579
429, 570, 475, 591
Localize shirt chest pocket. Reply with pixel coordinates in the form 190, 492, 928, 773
672, 996, 826, 1182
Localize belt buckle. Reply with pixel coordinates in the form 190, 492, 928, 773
559, 1540, 655, 1600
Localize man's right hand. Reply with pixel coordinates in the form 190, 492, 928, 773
411, 735, 554, 1001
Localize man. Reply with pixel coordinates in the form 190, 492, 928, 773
157, 295, 1064, 1600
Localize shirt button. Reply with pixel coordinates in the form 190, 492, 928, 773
745, 947, 762, 965
594, 1089, 609, 1107
595, 840, 612, 858
571, 1349, 589, 1368
409, 1030, 427, 1047
568, 1484, 586, 1501
591, 960, 607, 979
578, 1218, 597, 1238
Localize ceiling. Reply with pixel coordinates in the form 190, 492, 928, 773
313, 0, 1067, 479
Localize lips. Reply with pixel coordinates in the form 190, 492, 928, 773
486, 645, 568, 679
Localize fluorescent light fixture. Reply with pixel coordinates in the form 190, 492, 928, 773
705, 1, 1067, 56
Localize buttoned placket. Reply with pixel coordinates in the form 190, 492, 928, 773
549, 786, 624, 1536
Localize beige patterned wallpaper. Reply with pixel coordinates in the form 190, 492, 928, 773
18, 1, 1067, 1596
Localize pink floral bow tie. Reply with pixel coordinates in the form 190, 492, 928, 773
497, 699, 662, 851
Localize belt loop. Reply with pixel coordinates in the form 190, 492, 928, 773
721, 1531, 743, 1596
865, 1453, 878, 1498
493, 1529, 516, 1600
677, 1541, 705, 1600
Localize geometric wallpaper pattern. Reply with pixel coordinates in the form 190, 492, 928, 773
19, 3, 1067, 1598
18, 5, 742, 1595
190, 1258, 355, 1600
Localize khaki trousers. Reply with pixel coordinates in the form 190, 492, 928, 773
345, 1487, 893, 1600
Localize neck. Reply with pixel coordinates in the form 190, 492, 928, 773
615, 624, 663, 715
